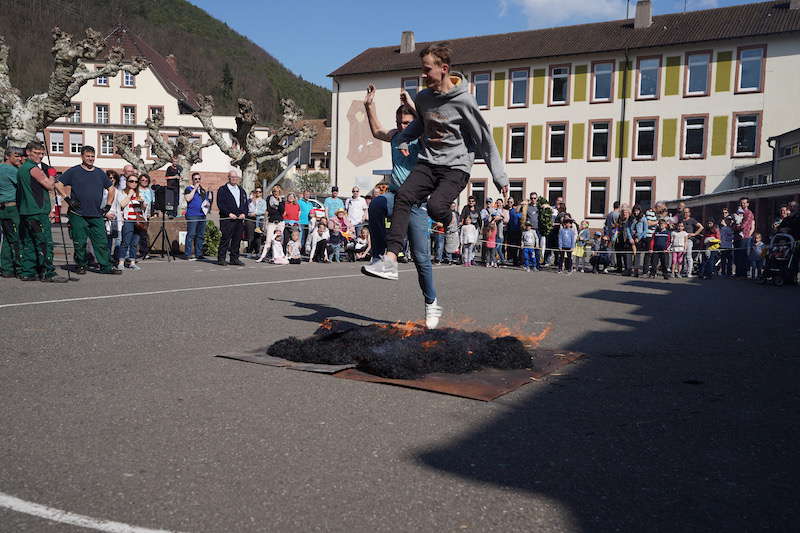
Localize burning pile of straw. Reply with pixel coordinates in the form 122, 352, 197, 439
267, 319, 552, 379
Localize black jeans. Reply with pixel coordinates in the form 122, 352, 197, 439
219, 218, 244, 261
243, 218, 260, 254
386, 162, 469, 256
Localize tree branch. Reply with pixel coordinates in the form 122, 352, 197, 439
193, 94, 241, 161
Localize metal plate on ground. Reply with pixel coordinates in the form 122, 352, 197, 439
215, 353, 357, 374
334, 349, 585, 401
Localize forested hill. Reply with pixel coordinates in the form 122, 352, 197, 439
0, 0, 331, 123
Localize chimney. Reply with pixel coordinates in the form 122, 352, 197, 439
791, 0, 800, 10
165, 54, 177, 71
400, 31, 415, 54
634, 0, 653, 29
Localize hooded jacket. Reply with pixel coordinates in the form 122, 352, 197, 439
395, 72, 508, 191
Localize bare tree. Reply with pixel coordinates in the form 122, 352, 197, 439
194, 96, 316, 192
112, 115, 212, 191
0, 27, 148, 157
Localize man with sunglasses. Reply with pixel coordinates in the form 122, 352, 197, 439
16, 141, 67, 282
183, 172, 212, 260
0, 147, 24, 278
55, 146, 121, 275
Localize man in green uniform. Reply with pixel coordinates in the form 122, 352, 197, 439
55, 145, 121, 275
0, 147, 24, 278
16, 141, 67, 282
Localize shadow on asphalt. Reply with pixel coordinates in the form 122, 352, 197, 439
415, 278, 799, 531
267, 297, 394, 326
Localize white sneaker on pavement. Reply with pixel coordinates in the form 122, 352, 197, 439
362, 255, 398, 280
425, 299, 443, 329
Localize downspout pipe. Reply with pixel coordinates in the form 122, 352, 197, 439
334, 78, 341, 188
767, 135, 777, 184
617, 49, 629, 204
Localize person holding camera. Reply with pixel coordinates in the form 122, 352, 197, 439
55, 146, 121, 275
183, 172, 212, 260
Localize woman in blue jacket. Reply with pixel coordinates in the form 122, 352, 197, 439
626, 205, 648, 277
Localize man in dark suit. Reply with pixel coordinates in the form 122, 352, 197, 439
216, 170, 247, 266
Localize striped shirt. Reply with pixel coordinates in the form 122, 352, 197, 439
645, 209, 658, 238
124, 193, 144, 222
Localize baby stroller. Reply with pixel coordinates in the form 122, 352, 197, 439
757, 233, 798, 286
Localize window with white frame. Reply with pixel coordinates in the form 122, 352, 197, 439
472, 72, 490, 109
95, 104, 109, 124
100, 133, 115, 155
633, 179, 653, 209
402, 78, 419, 99
122, 71, 135, 87
69, 132, 83, 154
510, 69, 528, 107
686, 53, 710, 95
680, 178, 703, 198
590, 121, 610, 160
734, 114, 759, 156
738, 47, 764, 92
509, 126, 526, 161
683, 117, 706, 158
588, 180, 608, 217
149, 106, 164, 121
592, 62, 613, 102
548, 123, 567, 161
637, 57, 660, 99
635, 119, 656, 159
550, 66, 569, 104
67, 103, 81, 123
49, 131, 64, 153
96, 71, 108, 86
122, 105, 136, 125
508, 179, 524, 204
546, 180, 564, 206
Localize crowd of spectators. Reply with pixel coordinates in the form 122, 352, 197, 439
2, 146, 797, 283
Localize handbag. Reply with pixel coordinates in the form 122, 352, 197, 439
135, 221, 149, 233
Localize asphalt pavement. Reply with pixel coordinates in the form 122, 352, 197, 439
0, 254, 798, 532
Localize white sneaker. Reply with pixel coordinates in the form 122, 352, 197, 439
362, 255, 398, 280
425, 299, 443, 329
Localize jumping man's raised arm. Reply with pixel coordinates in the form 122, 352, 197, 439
364, 84, 396, 142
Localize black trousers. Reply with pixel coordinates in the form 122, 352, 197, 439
219, 218, 244, 261
386, 162, 469, 256
243, 218, 260, 254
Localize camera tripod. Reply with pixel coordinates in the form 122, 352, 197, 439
149, 212, 175, 261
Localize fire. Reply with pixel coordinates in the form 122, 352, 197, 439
319, 319, 333, 330
421, 340, 441, 349
375, 320, 424, 339
486, 321, 553, 348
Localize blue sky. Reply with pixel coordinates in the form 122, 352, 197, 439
190, 0, 761, 89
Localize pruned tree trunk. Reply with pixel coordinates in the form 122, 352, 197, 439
113, 116, 212, 193
194, 96, 316, 192
0, 28, 148, 158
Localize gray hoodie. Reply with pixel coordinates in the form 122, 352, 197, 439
395, 72, 508, 191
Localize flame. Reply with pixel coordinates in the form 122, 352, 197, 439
421, 340, 441, 349
486, 321, 553, 348
375, 320, 424, 339
319, 319, 333, 331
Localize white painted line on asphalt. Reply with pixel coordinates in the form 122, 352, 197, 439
0, 491, 182, 532
0, 268, 445, 310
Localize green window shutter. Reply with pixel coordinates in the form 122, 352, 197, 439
571, 123, 585, 160
665, 56, 681, 96
492, 126, 504, 154
615, 121, 629, 158
493, 72, 506, 107
573, 65, 588, 102
530, 125, 543, 160
532, 68, 546, 105
661, 118, 677, 157
711, 116, 728, 156
715, 51, 733, 93
617, 60, 631, 99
